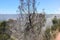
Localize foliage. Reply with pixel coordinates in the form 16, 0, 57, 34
52, 16, 60, 31
0, 33, 10, 40
0, 21, 7, 33
45, 16, 60, 40
44, 28, 51, 40
52, 16, 58, 24
0, 21, 14, 40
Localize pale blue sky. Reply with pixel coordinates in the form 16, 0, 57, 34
0, 0, 60, 14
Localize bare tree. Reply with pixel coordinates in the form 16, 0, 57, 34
18, 0, 46, 40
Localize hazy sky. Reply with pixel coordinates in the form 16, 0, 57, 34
0, 0, 60, 14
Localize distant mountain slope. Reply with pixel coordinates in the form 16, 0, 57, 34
0, 14, 60, 21
0, 14, 18, 21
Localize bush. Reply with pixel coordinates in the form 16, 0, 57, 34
0, 33, 10, 40
44, 17, 60, 40
52, 16, 58, 24
0, 21, 12, 40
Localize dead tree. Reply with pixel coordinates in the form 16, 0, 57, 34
18, 0, 46, 40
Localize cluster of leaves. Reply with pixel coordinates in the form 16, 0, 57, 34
52, 16, 58, 24
0, 21, 7, 34
52, 16, 60, 31
44, 28, 51, 40
44, 16, 60, 40
0, 33, 10, 40
0, 21, 14, 40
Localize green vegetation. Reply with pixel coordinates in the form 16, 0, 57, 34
0, 33, 10, 40
0, 21, 14, 40
52, 16, 60, 31
0, 21, 7, 34
44, 28, 51, 40
44, 16, 60, 40
52, 16, 58, 24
